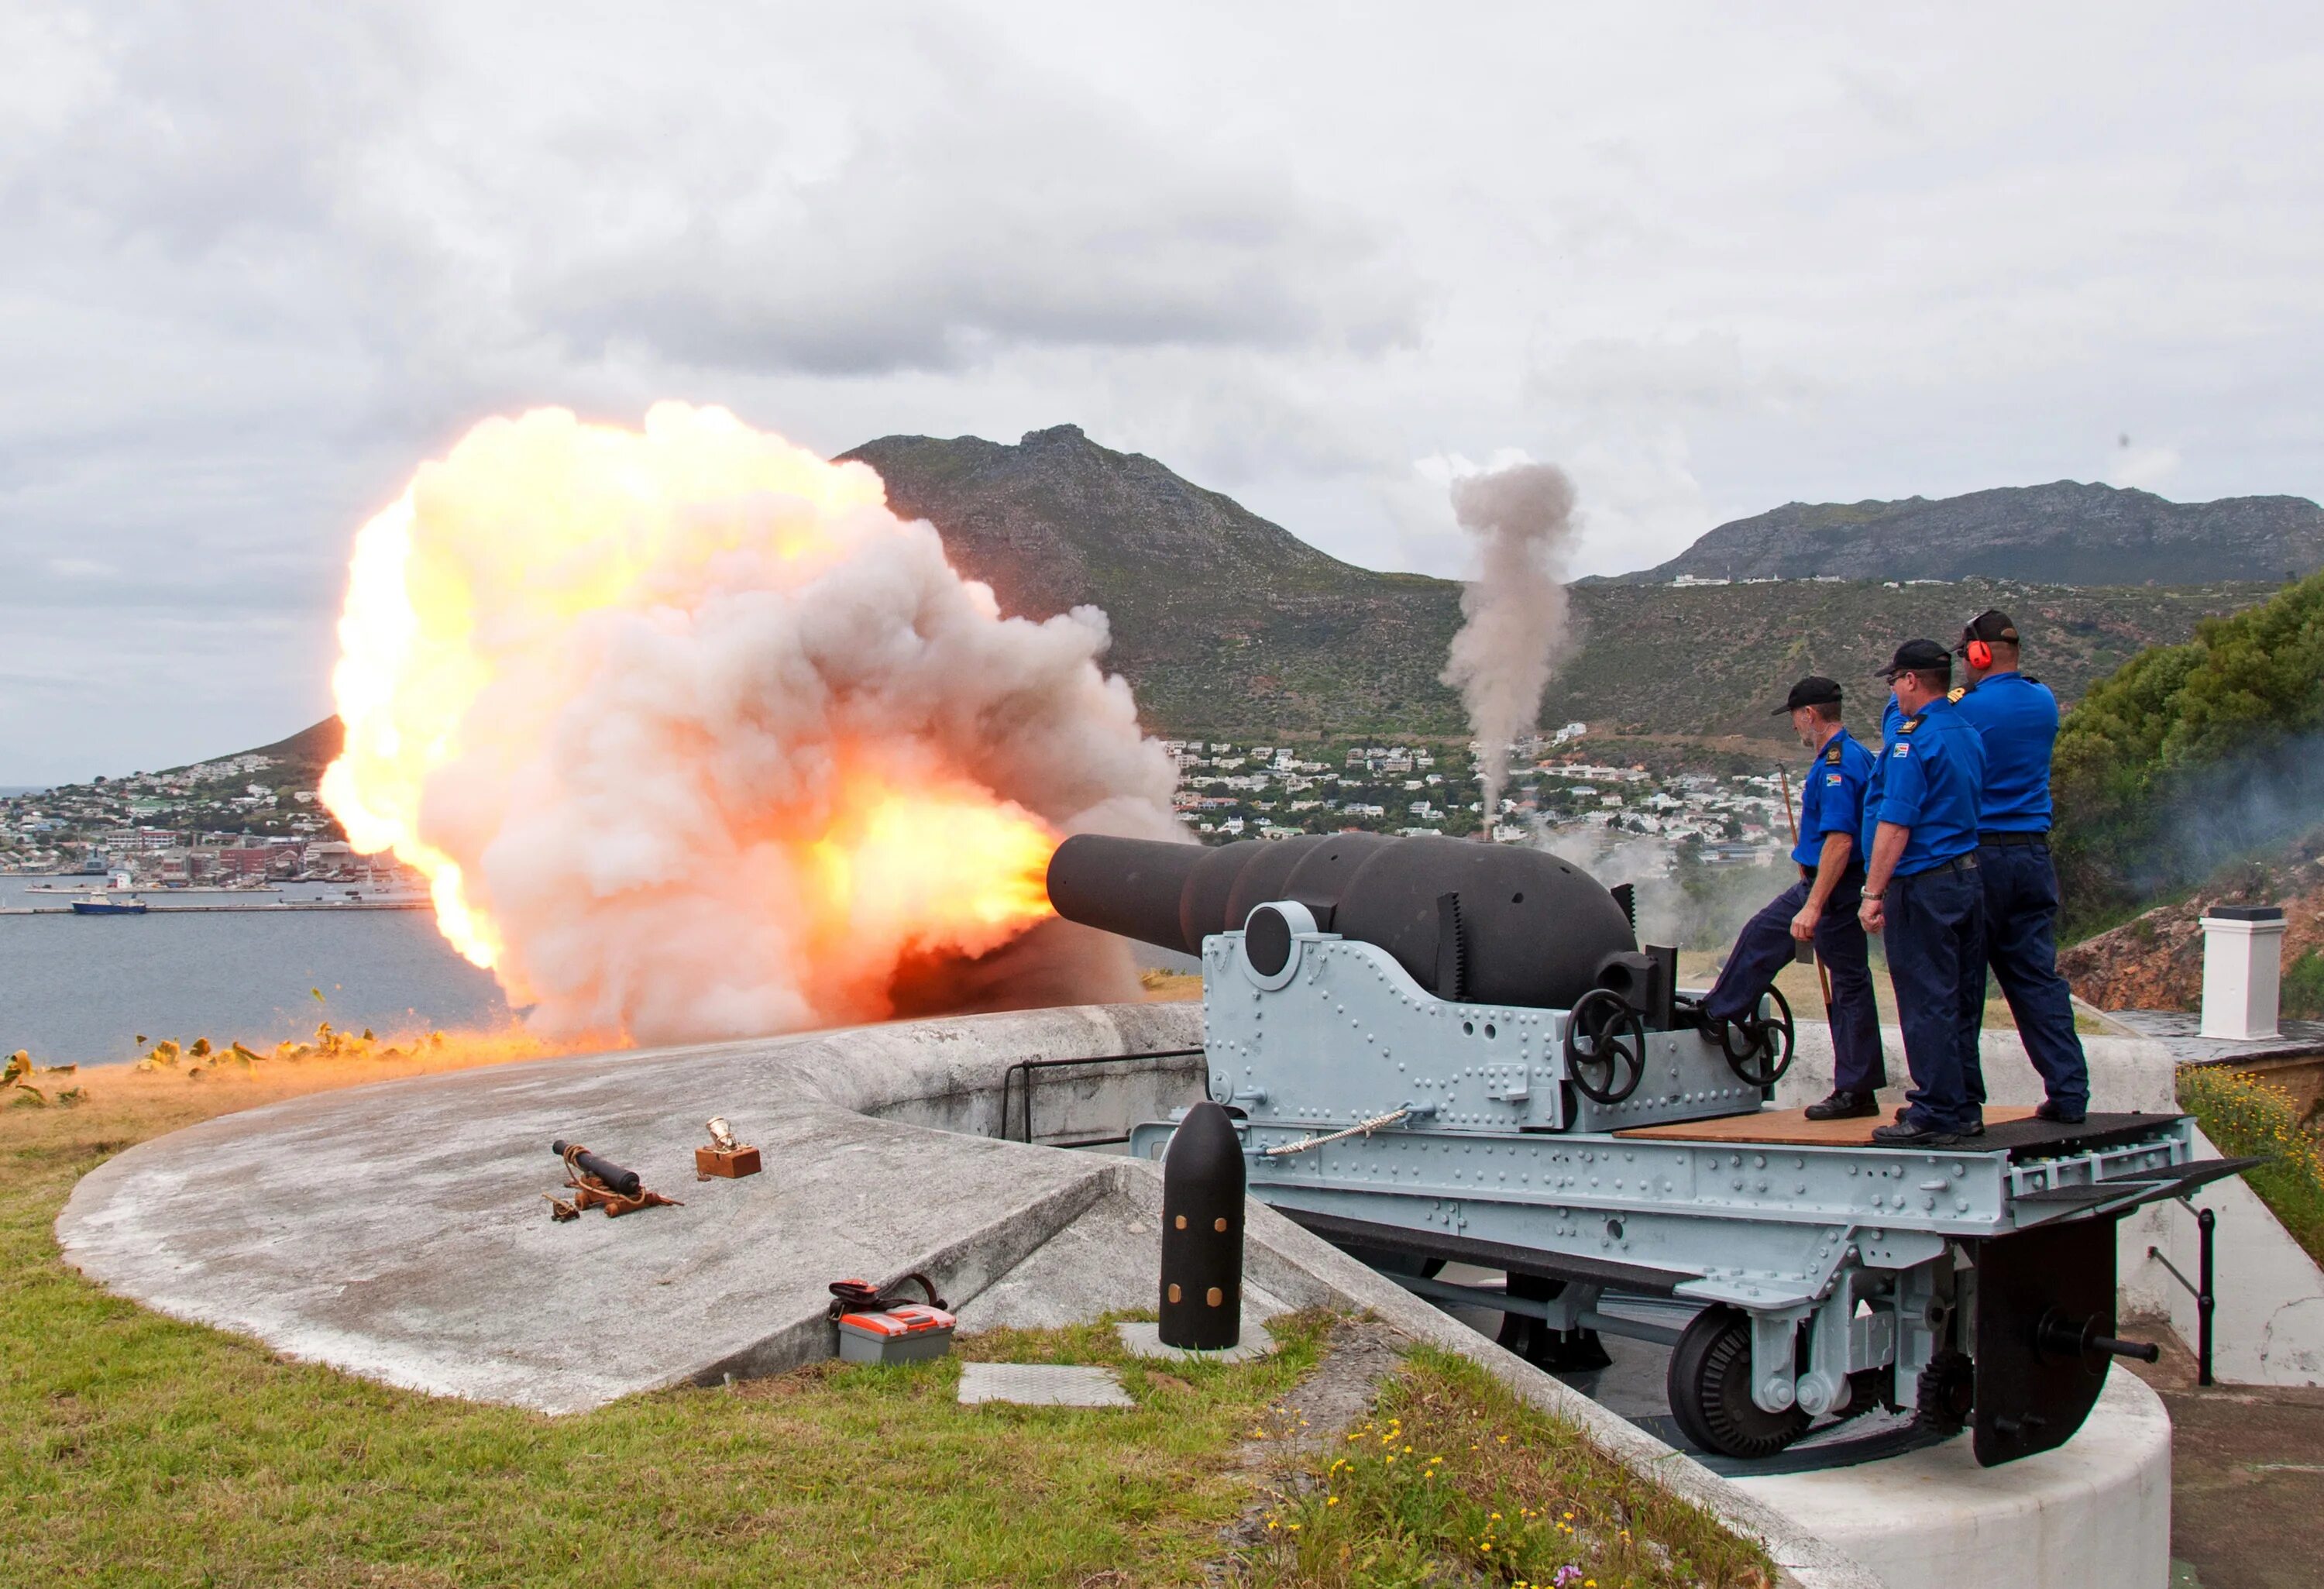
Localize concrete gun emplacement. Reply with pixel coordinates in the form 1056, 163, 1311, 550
1048, 831, 2253, 1465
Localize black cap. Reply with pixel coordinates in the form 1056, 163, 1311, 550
1772, 676, 1844, 715
1879, 638, 1954, 679
1956, 608, 2020, 654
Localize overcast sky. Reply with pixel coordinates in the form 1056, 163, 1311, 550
4, 2, 2320, 783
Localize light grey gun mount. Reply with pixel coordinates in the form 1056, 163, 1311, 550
1047, 831, 2254, 1466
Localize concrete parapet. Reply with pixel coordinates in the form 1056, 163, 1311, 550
1732, 1371, 2170, 1589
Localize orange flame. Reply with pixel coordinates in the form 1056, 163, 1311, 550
318, 404, 1069, 1040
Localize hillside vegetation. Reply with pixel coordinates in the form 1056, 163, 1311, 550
2053, 570, 2324, 932
851, 426, 2268, 747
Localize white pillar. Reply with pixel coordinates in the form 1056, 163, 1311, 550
2199, 906, 2288, 1040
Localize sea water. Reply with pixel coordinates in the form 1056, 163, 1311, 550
0, 878, 507, 1062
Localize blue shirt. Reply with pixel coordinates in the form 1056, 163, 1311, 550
1859, 695, 1904, 862
1874, 696, 1986, 876
1794, 727, 1874, 868
1950, 670, 2058, 833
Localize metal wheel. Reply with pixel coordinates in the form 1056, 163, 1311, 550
1718, 985, 1795, 1087
1563, 989, 1646, 1104
1666, 1305, 1810, 1460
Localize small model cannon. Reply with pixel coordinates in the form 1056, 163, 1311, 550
1054, 832, 2248, 1466
547, 1140, 681, 1219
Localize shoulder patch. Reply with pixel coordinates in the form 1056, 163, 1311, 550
1946, 685, 1967, 703
1899, 715, 1920, 734
2024, 674, 2042, 684
1824, 745, 1842, 764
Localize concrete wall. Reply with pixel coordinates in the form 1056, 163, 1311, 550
2119, 1125, 2324, 1386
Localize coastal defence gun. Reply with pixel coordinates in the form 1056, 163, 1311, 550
1050, 831, 2250, 1465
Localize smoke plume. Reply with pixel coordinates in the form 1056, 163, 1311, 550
1439, 463, 1582, 819
321, 404, 1180, 1045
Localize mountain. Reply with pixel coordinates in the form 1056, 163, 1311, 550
843, 425, 1466, 736
1624, 481, 2324, 586
1538, 577, 2270, 744
847, 426, 2276, 744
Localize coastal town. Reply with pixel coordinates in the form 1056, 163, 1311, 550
0, 728, 1797, 889
1163, 731, 1793, 864
0, 751, 415, 890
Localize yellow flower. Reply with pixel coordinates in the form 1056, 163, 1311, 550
1327, 1496, 1339, 1506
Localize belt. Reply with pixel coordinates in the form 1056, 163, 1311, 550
1899, 853, 1980, 881
1978, 831, 2050, 847
1799, 862, 1866, 884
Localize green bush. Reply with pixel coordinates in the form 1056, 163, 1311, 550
2281, 949, 2324, 1022
2054, 571, 2324, 931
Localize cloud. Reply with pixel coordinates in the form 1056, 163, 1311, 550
5, 0, 2324, 780
2106, 439, 2184, 490
517, 43, 1420, 374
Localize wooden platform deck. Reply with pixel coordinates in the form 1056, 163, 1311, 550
1614, 1105, 2038, 1148
1614, 1107, 2180, 1158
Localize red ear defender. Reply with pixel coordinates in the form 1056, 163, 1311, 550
1966, 639, 1992, 670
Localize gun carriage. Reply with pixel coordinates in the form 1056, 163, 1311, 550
1050, 831, 2249, 1465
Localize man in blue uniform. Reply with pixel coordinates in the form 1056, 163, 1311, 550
1860, 639, 1989, 1146
1703, 677, 1886, 1118
1950, 610, 2092, 1123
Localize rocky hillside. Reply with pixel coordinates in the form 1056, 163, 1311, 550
844, 425, 1466, 737
848, 426, 2273, 744
1626, 481, 2324, 586
2062, 832, 2324, 1016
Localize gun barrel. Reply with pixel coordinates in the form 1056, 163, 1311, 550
1046, 831, 1635, 1010
550, 1139, 643, 1199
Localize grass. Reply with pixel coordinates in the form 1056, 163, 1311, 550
2178, 1064, 2324, 1266
0, 1062, 1327, 1585
1243, 1348, 1769, 1589
0, 1059, 1766, 1587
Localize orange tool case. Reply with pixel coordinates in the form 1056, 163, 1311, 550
836, 1302, 957, 1364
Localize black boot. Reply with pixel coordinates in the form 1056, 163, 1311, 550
1803, 1089, 1879, 1121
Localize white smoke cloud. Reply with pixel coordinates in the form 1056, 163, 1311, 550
1439, 461, 1583, 817
324, 404, 1181, 1044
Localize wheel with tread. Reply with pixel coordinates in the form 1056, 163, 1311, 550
1563, 989, 1646, 1105
1666, 1304, 1810, 1460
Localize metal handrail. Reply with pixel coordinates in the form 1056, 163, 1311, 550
999, 1047, 1205, 1145
2147, 1198, 2218, 1386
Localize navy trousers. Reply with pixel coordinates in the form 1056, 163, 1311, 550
1882, 862, 1985, 1134
1707, 870, 1885, 1093
1960, 840, 2092, 1115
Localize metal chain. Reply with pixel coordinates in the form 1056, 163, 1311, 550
1259, 1106, 1412, 1157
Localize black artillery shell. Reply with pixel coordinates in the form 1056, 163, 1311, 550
1160, 1100, 1246, 1349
